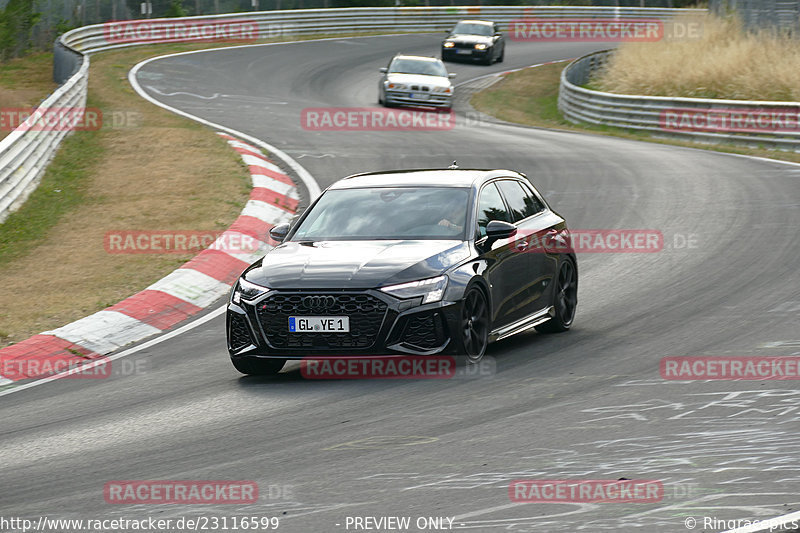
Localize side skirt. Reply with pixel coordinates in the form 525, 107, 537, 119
489, 306, 555, 342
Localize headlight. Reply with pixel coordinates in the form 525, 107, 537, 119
380, 275, 448, 304
443, 41, 455, 48
475, 43, 488, 50
386, 82, 407, 90
232, 278, 269, 304
432, 86, 453, 94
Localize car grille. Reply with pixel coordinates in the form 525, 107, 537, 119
256, 293, 387, 350
409, 85, 430, 91
400, 312, 447, 351
453, 42, 474, 49
229, 313, 254, 351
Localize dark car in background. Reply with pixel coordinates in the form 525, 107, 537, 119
226, 167, 577, 376
442, 20, 505, 65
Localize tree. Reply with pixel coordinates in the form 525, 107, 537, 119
0, 0, 41, 61
165, 0, 188, 16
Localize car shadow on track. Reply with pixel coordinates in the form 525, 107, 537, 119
231, 327, 578, 388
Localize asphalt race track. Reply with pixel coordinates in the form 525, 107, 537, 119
1, 33, 799, 532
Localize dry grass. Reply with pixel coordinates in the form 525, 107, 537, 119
595, 14, 800, 101
0, 46, 252, 345
0, 52, 57, 140
470, 61, 567, 128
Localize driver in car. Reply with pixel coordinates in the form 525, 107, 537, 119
437, 203, 464, 232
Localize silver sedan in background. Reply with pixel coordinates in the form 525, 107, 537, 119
378, 54, 456, 110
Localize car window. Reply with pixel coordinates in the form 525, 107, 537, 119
389, 58, 447, 77
497, 180, 544, 221
453, 22, 493, 37
291, 187, 469, 241
520, 181, 546, 214
476, 183, 510, 238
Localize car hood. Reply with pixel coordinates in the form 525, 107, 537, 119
386, 73, 451, 89
446, 34, 493, 45
244, 240, 471, 289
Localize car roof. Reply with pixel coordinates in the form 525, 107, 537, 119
392, 54, 443, 63
330, 169, 526, 189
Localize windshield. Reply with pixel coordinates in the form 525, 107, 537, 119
388, 58, 448, 77
453, 22, 493, 36
291, 187, 470, 241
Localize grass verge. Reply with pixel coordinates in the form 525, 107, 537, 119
470, 61, 800, 165
0, 51, 58, 140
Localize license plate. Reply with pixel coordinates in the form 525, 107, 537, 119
456, 49, 471, 55
410, 93, 430, 100
289, 316, 349, 333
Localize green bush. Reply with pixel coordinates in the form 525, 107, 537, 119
165, 0, 189, 17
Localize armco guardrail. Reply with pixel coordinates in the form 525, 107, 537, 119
559, 49, 800, 151
0, 55, 88, 223
60, 6, 699, 55
0, 6, 699, 223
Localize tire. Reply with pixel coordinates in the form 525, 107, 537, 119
456, 287, 490, 363
231, 357, 286, 376
497, 46, 504, 63
535, 256, 578, 333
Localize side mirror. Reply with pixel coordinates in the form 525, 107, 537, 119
485, 220, 517, 247
379, 67, 388, 74
448, 72, 457, 79
269, 222, 291, 243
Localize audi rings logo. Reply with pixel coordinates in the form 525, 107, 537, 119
302, 295, 336, 311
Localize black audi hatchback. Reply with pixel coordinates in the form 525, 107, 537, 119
227, 168, 577, 375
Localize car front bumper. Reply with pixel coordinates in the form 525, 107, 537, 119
227, 289, 464, 360
442, 47, 490, 60
384, 90, 452, 108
